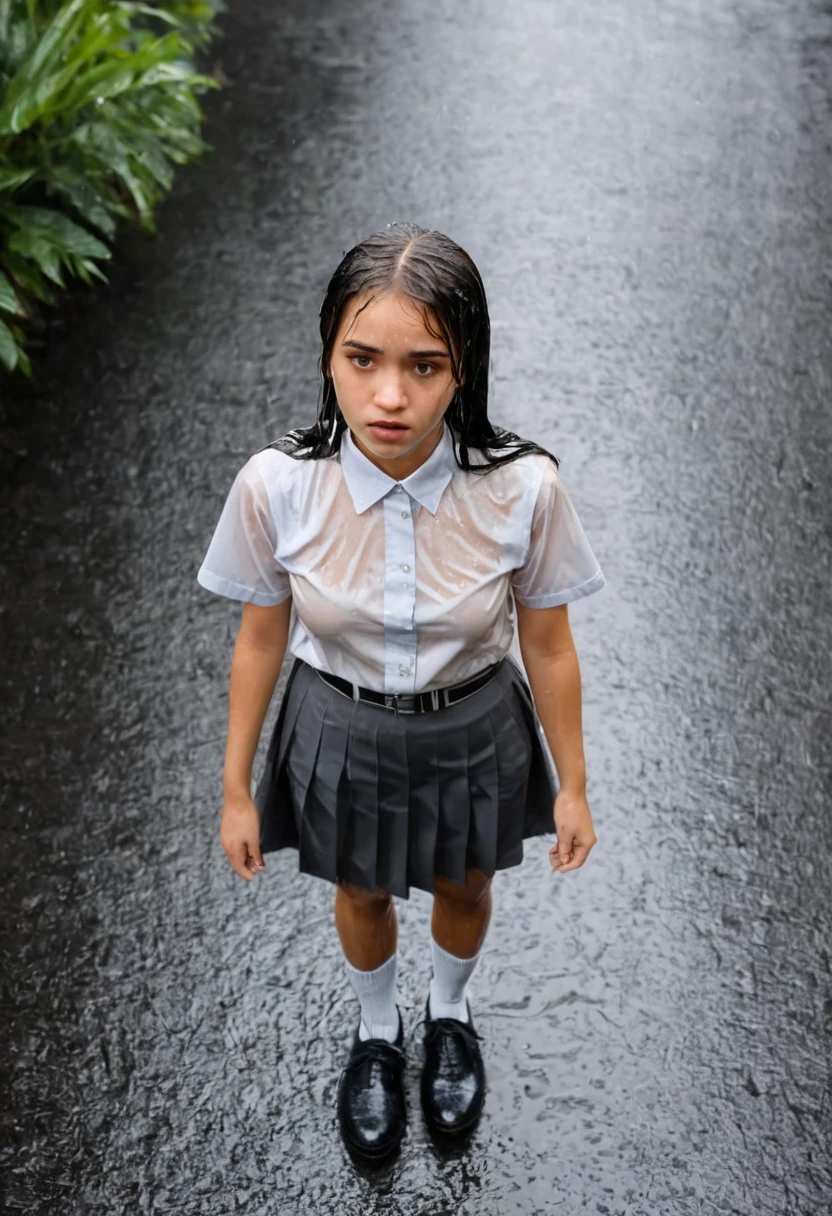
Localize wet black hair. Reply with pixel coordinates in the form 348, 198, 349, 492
272, 222, 559, 472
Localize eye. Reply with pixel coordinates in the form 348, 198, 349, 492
413, 362, 437, 376
350, 355, 373, 369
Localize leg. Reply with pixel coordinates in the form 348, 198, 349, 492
335, 880, 398, 971
429, 868, 492, 1020
421, 869, 491, 1134
335, 881, 400, 1042
431, 868, 492, 960
334, 881, 406, 1159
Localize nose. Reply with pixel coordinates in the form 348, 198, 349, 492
373, 372, 408, 410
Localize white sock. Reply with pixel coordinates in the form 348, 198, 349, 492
428, 938, 481, 1022
344, 954, 400, 1043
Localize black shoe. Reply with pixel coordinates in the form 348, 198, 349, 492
337, 1010, 406, 1160
420, 997, 485, 1136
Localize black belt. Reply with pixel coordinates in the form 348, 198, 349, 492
315, 660, 503, 715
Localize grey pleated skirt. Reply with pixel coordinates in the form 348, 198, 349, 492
254, 655, 558, 900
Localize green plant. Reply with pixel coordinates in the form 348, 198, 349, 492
0, 0, 223, 375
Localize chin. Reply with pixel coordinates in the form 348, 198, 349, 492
366, 441, 411, 460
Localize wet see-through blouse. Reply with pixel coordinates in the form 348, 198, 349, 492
197, 424, 605, 693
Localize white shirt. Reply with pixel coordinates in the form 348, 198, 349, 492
197, 424, 605, 693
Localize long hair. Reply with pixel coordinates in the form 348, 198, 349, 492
273, 222, 559, 473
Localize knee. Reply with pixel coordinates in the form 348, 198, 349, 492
434, 868, 492, 908
336, 880, 393, 912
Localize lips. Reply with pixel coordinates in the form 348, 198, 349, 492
368, 421, 409, 441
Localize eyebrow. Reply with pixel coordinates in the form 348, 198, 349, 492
341, 339, 450, 359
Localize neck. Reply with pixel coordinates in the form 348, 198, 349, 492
351, 419, 445, 481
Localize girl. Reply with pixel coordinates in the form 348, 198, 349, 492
197, 223, 605, 1161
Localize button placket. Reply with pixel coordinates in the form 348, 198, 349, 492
382, 492, 418, 693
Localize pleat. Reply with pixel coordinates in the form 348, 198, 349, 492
375, 717, 410, 898
285, 681, 330, 836
434, 722, 471, 885
334, 718, 355, 882
464, 710, 501, 878
274, 663, 316, 778
298, 689, 352, 882
256, 658, 307, 852
405, 719, 440, 894
489, 699, 534, 867
339, 709, 381, 894
506, 676, 558, 837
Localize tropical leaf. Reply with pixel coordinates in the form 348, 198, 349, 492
41, 166, 118, 236
0, 316, 20, 370
0, 269, 24, 314
7, 205, 112, 259
2, 251, 57, 304
6, 230, 65, 285
0, 166, 39, 192
15, 341, 32, 376
0, 3, 39, 78
0, 0, 90, 132
115, 4, 182, 29
0, 0, 223, 374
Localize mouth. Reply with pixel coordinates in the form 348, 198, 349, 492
367, 421, 409, 442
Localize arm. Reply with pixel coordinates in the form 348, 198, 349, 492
515, 599, 597, 873
220, 597, 292, 880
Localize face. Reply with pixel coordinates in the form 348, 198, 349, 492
327, 290, 460, 480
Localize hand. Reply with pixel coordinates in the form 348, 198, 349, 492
549, 788, 596, 874
220, 794, 266, 881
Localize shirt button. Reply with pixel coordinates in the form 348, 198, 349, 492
401, 510, 410, 519
399, 664, 410, 676
401, 563, 411, 573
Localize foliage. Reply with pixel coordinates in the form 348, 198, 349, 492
0, 0, 223, 374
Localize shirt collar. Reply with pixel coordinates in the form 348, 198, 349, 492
339, 423, 457, 515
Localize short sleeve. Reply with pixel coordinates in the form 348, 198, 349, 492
511, 459, 606, 608
197, 452, 291, 606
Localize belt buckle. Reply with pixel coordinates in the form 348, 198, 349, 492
391, 693, 418, 715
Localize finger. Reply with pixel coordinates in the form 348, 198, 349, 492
558, 836, 573, 866
248, 843, 266, 873
227, 844, 255, 881
548, 844, 567, 871
241, 842, 266, 876
549, 836, 569, 865
558, 844, 593, 873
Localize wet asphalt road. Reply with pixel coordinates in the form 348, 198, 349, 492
2, 0, 831, 1213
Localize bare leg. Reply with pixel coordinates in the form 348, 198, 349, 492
335, 881, 398, 970
431, 869, 493, 958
